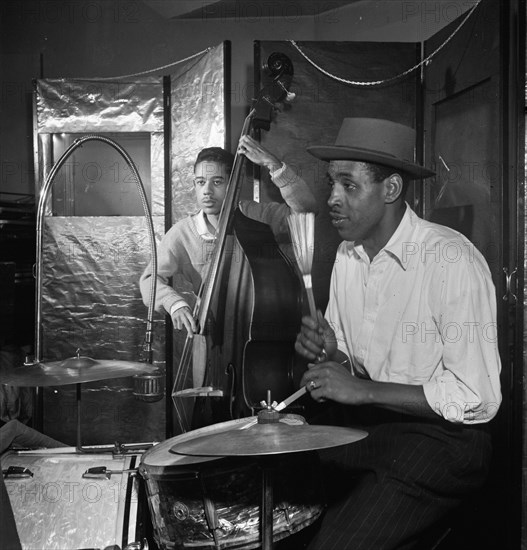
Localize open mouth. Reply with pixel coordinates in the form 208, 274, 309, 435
330, 212, 347, 226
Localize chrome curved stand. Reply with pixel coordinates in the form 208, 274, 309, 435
34, 135, 160, 449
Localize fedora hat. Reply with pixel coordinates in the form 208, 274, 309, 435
307, 118, 435, 178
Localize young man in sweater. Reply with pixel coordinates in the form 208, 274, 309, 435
139, 136, 317, 335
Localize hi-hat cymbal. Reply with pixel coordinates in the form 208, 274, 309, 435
170, 420, 368, 457
0, 356, 157, 387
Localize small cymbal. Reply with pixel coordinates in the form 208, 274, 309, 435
170, 420, 368, 457
0, 356, 157, 387
142, 417, 258, 468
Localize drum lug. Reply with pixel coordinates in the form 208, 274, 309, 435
122, 538, 149, 550
82, 466, 137, 480
137, 465, 149, 481
2, 466, 34, 479
280, 506, 292, 530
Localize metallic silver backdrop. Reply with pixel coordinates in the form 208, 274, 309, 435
34, 44, 227, 444
169, 43, 227, 224
35, 77, 166, 444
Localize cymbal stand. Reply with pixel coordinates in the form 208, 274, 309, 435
74, 382, 110, 454
259, 391, 280, 550
35, 136, 161, 432
35, 135, 158, 368
261, 458, 275, 550
74, 382, 155, 454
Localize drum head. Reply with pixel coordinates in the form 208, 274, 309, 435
140, 417, 256, 469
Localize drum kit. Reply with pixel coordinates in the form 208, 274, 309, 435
1, 133, 370, 547
1, 358, 368, 550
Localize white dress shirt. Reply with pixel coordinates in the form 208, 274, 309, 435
326, 204, 501, 424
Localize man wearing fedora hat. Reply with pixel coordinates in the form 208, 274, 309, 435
294, 118, 501, 549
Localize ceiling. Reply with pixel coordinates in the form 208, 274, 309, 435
141, 0, 361, 19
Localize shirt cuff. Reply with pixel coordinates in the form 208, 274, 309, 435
269, 161, 286, 180
169, 300, 189, 317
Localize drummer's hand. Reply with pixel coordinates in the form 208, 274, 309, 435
295, 310, 337, 362
171, 306, 196, 336
301, 361, 368, 406
237, 135, 282, 173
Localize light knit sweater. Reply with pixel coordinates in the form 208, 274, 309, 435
139, 164, 317, 317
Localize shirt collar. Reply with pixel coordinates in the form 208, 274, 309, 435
194, 210, 216, 241
383, 203, 419, 270
344, 203, 418, 270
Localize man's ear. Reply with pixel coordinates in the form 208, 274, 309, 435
384, 173, 403, 204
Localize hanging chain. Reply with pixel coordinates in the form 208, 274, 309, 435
289, 0, 482, 87
75, 46, 212, 81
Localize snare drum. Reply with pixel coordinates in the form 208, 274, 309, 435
2, 448, 141, 550
139, 417, 324, 550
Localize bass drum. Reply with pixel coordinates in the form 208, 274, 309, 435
2, 447, 141, 550
139, 417, 324, 549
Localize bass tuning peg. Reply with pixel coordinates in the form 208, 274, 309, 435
277, 80, 295, 103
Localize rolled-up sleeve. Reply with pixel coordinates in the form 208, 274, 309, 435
422, 249, 502, 424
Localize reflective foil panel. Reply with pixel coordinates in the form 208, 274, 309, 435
170, 43, 226, 224
34, 77, 166, 444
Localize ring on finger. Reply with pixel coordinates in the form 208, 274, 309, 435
308, 380, 317, 391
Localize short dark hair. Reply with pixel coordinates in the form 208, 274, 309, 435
364, 162, 410, 198
194, 147, 234, 173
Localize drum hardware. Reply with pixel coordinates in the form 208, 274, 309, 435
122, 539, 149, 550
199, 474, 222, 549
2, 465, 33, 479
170, 391, 368, 550
14, 441, 157, 456
117, 442, 158, 454
138, 415, 324, 550
0, 350, 158, 454
83, 465, 138, 480
78, 441, 156, 457
172, 386, 224, 398
132, 370, 165, 403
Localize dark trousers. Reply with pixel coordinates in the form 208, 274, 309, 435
306, 409, 492, 550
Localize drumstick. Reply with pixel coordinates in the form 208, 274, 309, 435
238, 389, 306, 429
274, 359, 350, 412
274, 386, 307, 412
241, 358, 350, 422
238, 387, 307, 427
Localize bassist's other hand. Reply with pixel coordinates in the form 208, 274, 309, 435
171, 306, 197, 336
238, 135, 282, 173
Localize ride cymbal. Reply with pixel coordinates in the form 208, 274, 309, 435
170, 420, 368, 457
1, 356, 157, 387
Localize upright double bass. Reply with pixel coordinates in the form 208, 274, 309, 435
173, 53, 302, 432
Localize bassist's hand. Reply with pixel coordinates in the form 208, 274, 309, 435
171, 306, 197, 336
238, 135, 282, 173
